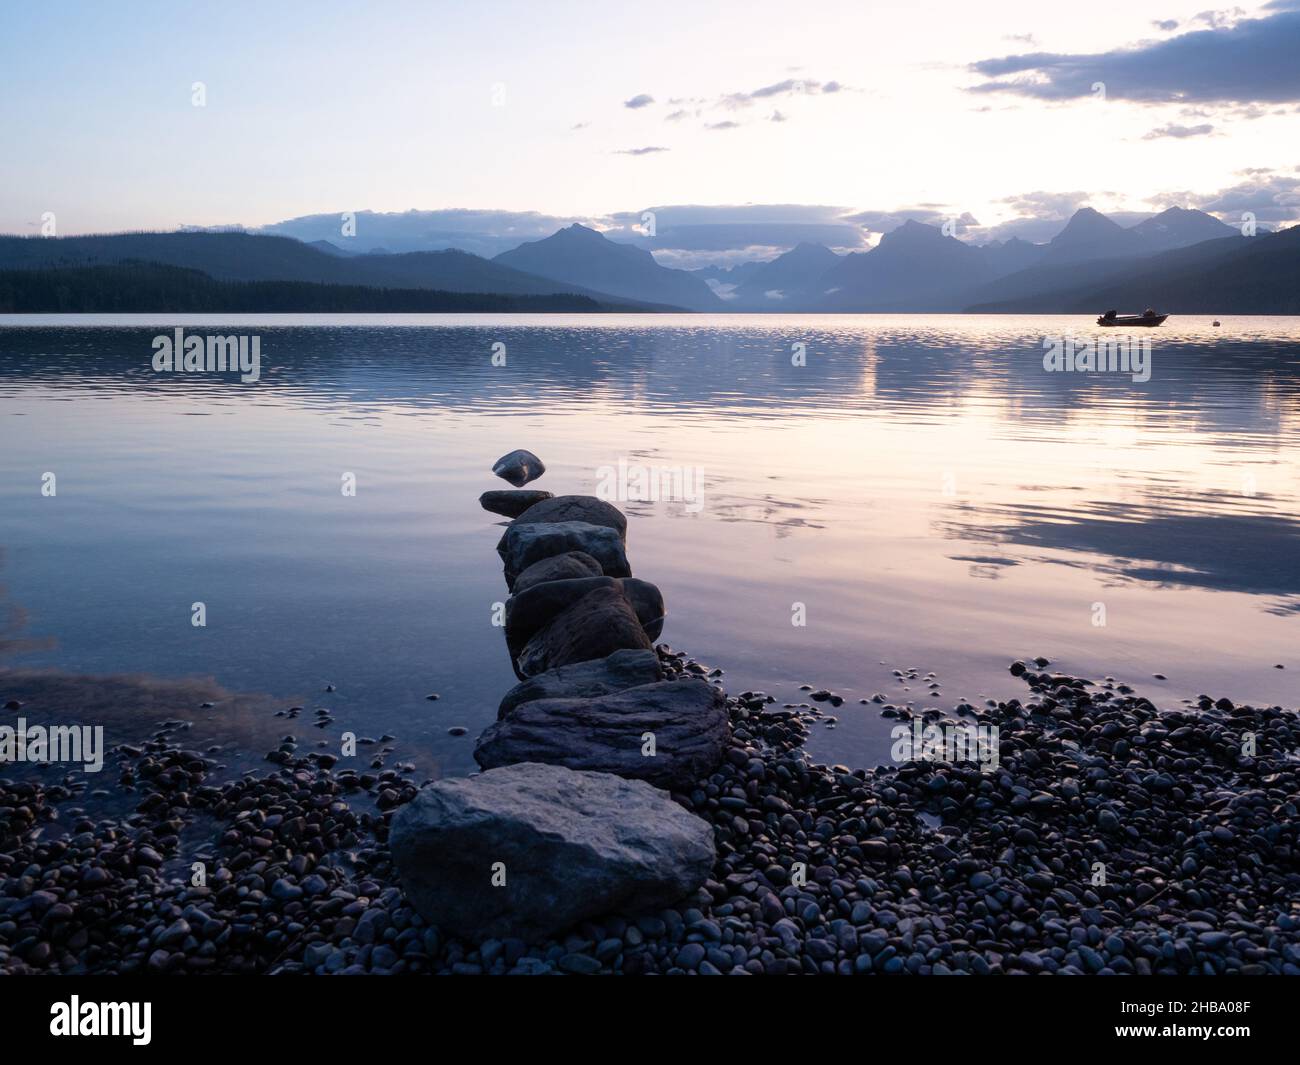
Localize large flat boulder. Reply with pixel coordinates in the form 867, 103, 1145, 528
479, 489, 553, 519
511, 550, 603, 593
498, 649, 665, 720
491, 449, 545, 487
513, 585, 653, 678
475, 679, 730, 790
511, 495, 627, 540
497, 521, 630, 588
390, 762, 716, 941
505, 576, 665, 659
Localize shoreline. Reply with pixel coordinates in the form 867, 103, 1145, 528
2, 647, 1297, 974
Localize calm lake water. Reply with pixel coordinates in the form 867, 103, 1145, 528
1, 313, 1298, 778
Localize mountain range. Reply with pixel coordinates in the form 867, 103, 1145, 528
493, 223, 720, 310
0, 206, 1292, 314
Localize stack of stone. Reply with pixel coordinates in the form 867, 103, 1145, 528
390, 450, 727, 941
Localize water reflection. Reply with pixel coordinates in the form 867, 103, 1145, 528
1, 314, 1296, 774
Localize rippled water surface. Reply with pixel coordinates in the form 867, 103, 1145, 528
1, 313, 1298, 775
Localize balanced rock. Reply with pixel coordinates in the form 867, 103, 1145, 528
390, 762, 716, 940
498, 521, 630, 588
511, 495, 627, 540
511, 550, 603, 593
514, 585, 652, 678
491, 449, 545, 488
498, 648, 665, 719
476, 679, 730, 790
506, 576, 665, 659
479, 489, 553, 519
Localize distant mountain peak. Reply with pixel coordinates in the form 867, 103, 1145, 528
493, 222, 720, 310
879, 219, 950, 248
554, 222, 603, 240
1054, 207, 1125, 241
1128, 206, 1237, 251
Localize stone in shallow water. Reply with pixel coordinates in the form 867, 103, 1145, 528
491, 449, 546, 487
511, 550, 604, 593
497, 648, 665, 719
506, 576, 665, 657
497, 520, 630, 588
510, 494, 627, 540
479, 489, 553, 519
514, 585, 652, 678
476, 678, 730, 790
390, 762, 715, 940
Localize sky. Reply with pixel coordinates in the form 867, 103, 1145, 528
2, 0, 1298, 265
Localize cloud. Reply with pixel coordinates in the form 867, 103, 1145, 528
1143, 122, 1215, 138
1189, 170, 1300, 222
769, 110, 787, 122
1000, 190, 1093, 218
614, 145, 669, 155
623, 93, 655, 109
257, 205, 862, 264
1190, 7, 1248, 30
851, 209, 986, 238
665, 109, 690, 121
717, 77, 847, 110
969, 6, 1300, 103
601, 203, 869, 264
256, 208, 591, 258
1153, 19, 1179, 31
705, 120, 740, 130
570, 121, 589, 130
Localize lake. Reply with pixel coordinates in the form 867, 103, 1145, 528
1, 313, 1297, 779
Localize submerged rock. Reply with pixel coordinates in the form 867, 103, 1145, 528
498, 648, 665, 719
476, 679, 730, 789
498, 521, 630, 588
514, 585, 653, 678
511, 550, 604, 593
390, 762, 716, 940
506, 576, 665, 658
491, 449, 546, 488
479, 489, 553, 519
511, 495, 627, 541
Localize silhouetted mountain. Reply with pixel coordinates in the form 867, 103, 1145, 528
307, 239, 357, 257
962, 209, 1254, 311
4, 207, 1288, 315
968, 226, 1299, 314
494, 223, 720, 310
811, 221, 994, 310
729, 242, 842, 308
978, 237, 1046, 278
1130, 207, 1238, 253
690, 260, 767, 301
0, 262, 648, 313
1038, 207, 1140, 265
1028, 206, 1237, 268
691, 261, 765, 284
0, 232, 676, 308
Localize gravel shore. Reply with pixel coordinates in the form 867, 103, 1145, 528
2, 652, 1297, 975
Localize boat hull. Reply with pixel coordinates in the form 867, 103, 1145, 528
1096, 315, 1167, 327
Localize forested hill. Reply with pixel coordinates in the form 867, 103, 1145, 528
0, 262, 631, 313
